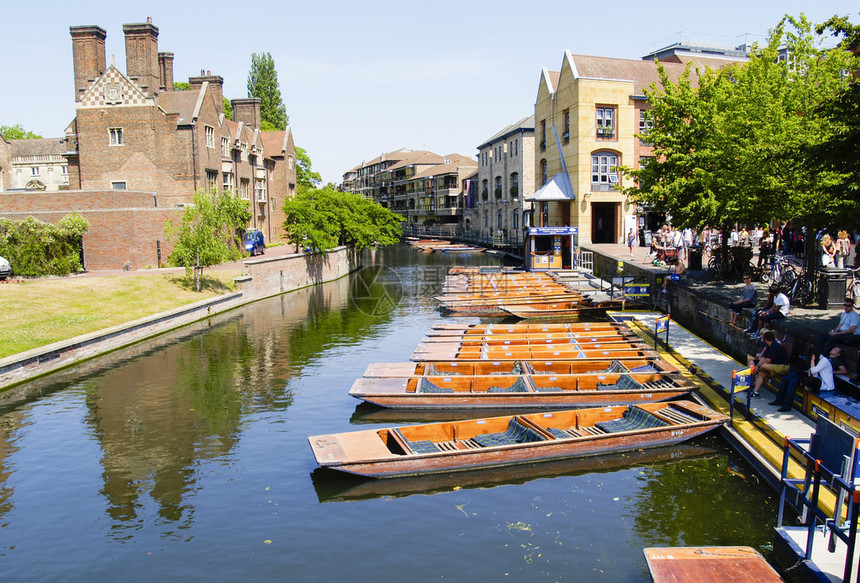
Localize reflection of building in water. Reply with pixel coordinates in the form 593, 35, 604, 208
0, 409, 26, 522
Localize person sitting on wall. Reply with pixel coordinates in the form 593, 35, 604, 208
729, 274, 757, 326
769, 345, 847, 411
746, 285, 789, 339
662, 257, 687, 293
817, 299, 860, 355
747, 329, 790, 397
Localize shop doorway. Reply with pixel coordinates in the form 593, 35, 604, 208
591, 202, 618, 243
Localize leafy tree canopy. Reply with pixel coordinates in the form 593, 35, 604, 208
0, 124, 42, 140
247, 52, 288, 130
223, 98, 232, 120
173, 81, 190, 91
282, 186, 403, 253
623, 15, 859, 230
0, 213, 88, 276
164, 189, 251, 286
296, 146, 322, 190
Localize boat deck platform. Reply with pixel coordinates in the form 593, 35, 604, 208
644, 546, 782, 582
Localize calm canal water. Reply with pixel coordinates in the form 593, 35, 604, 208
0, 245, 778, 581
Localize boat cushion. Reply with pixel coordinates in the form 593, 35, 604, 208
615, 375, 644, 391
392, 427, 440, 454
426, 364, 462, 376
472, 418, 547, 447
420, 378, 455, 393
607, 360, 629, 373
547, 427, 571, 439
629, 364, 660, 373
595, 406, 669, 433
487, 378, 528, 393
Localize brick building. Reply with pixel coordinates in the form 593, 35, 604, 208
0, 19, 296, 270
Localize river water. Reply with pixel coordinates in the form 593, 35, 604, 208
0, 245, 777, 581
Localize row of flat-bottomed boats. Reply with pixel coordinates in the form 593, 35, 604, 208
308, 401, 727, 478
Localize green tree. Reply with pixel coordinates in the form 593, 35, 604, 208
806, 16, 860, 216
223, 98, 233, 120
0, 124, 42, 140
247, 52, 288, 130
282, 186, 403, 253
173, 81, 190, 91
295, 146, 321, 190
164, 189, 251, 289
0, 213, 88, 276
623, 15, 858, 233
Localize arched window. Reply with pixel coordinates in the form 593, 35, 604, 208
510, 172, 519, 198
591, 152, 619, 190
497, 210, 503, 228
512, 212, 519, 230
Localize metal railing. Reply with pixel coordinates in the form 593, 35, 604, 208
777, 431, 860, 582
577, 250, 594, 274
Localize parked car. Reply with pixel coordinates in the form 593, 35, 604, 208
244, 229, 265, 256
0, 256, 10, 280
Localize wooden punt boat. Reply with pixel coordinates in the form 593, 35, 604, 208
348, 370, 694, 409
411, 340, 651, 361
430, 322, 623, 332
501, 301, 623, 320
417, 329, 638, 345
440, 298, 595, 317
308, 400, 728, 478
363, 357, 679, 378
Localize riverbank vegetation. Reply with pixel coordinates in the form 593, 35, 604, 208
0, 271, 240, 357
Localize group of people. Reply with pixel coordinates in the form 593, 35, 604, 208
729, 279, 790, 339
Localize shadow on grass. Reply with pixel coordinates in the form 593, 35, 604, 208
168, 274, 237, 293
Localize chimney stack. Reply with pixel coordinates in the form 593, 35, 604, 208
189, 72, 225, 115
158, 52, 174, 91
231, 98, 262, 131
123, 21, 160, 96
70, 25, 107, 101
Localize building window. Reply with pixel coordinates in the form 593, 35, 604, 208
563, 109, 570, 140
240, 143, 248, 161
239, 178, 250, 200
109, 127, 123, 146
540, 120, 546, 150
205, 126, 215, 148
510, 173, 519, 198
639, 111, 653, 145
484, 210, 489, 227
255, 179, 267, 202
61, 166, 68, 175
111, 181, 127, 190
513, 212, 519, 230
591, 152, 619, 188
494, 176, 502, 199
221, 137, 230, 157
497, 210, 503, 229
514, 139, 518, 156
205, 170, 218, 191
540, 159, 547, 186
288, 155, 294, 170
223, 172, 234, 193
596, 107, 615, 138
481, 179, 489, 200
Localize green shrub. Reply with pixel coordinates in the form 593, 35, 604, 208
0, 213, 89, 277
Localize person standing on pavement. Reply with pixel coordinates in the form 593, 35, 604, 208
627, 228, 636, 257
836, 230, 850, 269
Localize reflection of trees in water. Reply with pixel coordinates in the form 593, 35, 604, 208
630, 453, 777, 548
0, 410, 25, 523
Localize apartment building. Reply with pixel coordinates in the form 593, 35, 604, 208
534, 46, 744, 244
342, 149, 476, 226
467, 115, 534, 240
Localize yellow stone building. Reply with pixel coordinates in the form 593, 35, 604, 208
534, 49, 742, 245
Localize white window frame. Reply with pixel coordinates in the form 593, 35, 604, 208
596, 107, 615, 138
111, 181, 127, 190
255, 179, 267, 202
639, 111, 653, 145
109, 127, 123, 146
221, 137, 230, 157
591, 152, 619, 185
205, 125, 215, 148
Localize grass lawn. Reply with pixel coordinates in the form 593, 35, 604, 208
0, 271, 242, 358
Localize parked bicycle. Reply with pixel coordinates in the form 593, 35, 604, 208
707, 246, 756, 281
846, 266, 860, 306
786, 269, 817, 307
761, 254, 797, 288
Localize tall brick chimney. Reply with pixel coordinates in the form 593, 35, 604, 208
158, 52, 174, 91
232, 98, 262, 130
70, 25, 107, 102
123, 20, 160, 96
189, 70, 224, 115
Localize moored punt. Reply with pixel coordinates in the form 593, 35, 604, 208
348, 371, 694, 409
308, 401, 728, 478
643, 547, 783, 583
501, 301, 622, 320
410, 339, 651, 361
429, 322, 625, 334
363, 358, 679, 378
417, 329, 638, 345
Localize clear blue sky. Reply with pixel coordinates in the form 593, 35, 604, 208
1, 1, 856, 185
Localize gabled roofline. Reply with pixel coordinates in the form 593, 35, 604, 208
191, 81, 209, 121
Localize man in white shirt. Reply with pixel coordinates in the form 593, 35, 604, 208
819, 300, 860, 354
750, 285, 789, 338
